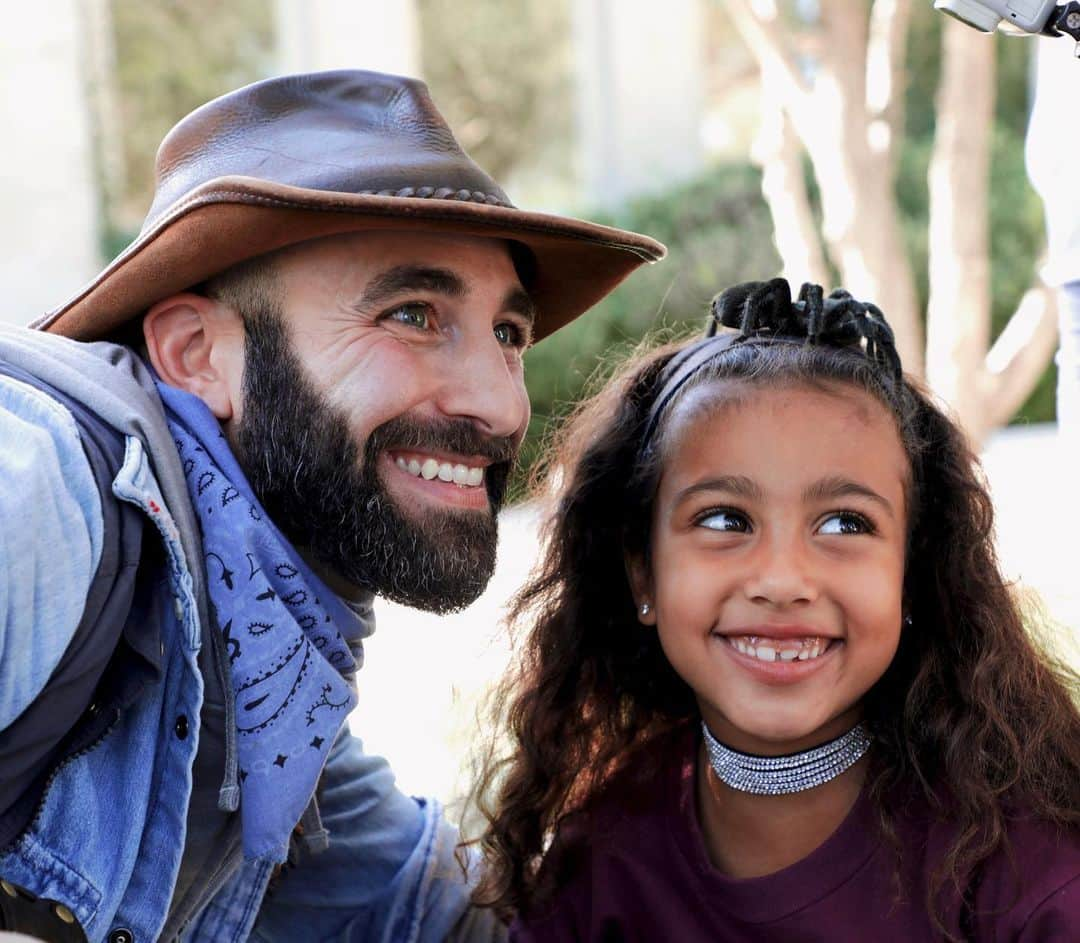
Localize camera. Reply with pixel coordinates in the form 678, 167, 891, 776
934, 0, 1077, 35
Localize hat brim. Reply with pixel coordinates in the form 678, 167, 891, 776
33, 177, 666, 342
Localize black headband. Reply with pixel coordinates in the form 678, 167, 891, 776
638, 279, 903, 459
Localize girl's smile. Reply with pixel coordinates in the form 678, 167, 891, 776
712, 627, 842, 685
633, 380, 909, 756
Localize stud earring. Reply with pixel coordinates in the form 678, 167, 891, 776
640, 602, 651, 616
902, 614, 913, 628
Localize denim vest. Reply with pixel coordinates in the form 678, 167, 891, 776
0, 327, 504, 943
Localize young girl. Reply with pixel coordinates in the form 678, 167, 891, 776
473, 279, 1080, 941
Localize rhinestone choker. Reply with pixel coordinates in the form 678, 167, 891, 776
701, 721, 872, 796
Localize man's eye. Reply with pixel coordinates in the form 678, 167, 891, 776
494, 321, 527, 347
698, 509, 751, 533
386, 303, 432, 329
818, 512, 873, 536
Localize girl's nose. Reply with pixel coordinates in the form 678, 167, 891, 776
741, 537, 818, 608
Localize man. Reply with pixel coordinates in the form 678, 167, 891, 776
0, 70, 663, 942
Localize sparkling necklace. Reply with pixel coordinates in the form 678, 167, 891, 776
701, 721, 872, 796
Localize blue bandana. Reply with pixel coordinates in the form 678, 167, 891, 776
157, 382, 362, 863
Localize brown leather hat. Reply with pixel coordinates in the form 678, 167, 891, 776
33, 70, 666, 342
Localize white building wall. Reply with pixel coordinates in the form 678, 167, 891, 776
573, 0, 706, 208
275, 0, 420, 77
0, 3, 100, 327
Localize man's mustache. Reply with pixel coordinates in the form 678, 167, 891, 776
364, 414, 519, 468
364, 414, 518, 512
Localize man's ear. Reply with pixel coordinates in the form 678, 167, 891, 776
625, 551, 656, 626
143, 292, 245, 421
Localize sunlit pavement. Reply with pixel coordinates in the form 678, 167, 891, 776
350, 423, 1078, 809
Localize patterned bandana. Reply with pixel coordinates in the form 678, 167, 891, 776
157, 382, 362, 863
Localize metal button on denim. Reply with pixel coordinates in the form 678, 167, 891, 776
108, 929, 134, 943
174, 714, 189, 740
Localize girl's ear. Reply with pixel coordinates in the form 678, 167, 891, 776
624, 551, 657, 626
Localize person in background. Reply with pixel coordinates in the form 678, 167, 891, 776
1027, 37, 1080, 450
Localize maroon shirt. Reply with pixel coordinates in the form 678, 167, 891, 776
511, 733, 1080, 941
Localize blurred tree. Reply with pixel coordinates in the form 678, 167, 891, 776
417, 0, 574, 193
106, 0, 275, 238
94, 0, 1051, 459
724, 0, 1055, 442
516, 164, 782, 488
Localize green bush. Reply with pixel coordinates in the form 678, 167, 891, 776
517, 164, 781, 491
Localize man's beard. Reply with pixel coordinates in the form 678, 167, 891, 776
234, 314, 517, 613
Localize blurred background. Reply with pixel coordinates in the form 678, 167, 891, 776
2, 0, 1076, 817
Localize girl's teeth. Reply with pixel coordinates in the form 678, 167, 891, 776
729, 637, 831, 663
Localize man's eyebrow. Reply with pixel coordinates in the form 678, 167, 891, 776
803, 475, 895, 518
674, 475, 764, 505
358, 266, 467, 309
357, 266, 536, 325
503, 286, 537, 326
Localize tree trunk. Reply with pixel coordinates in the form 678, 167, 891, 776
726, 0, 924, 373
752, 79, 830, 288
802, 0, 923, 373
925, 20, 995, 439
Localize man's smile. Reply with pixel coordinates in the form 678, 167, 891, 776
390, 449, 489, 488
382, 450, 494, 511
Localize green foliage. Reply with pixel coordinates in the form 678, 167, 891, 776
515, 165, 781, 492
418, 0, 573, 186
109, 0, 275, 227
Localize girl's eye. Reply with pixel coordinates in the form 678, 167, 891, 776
494, 321, 530, 349
818, 512, 873, 536
385, 303, 432, 330
697, 509, 751, 533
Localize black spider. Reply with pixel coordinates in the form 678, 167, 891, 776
708, 278, 902, 383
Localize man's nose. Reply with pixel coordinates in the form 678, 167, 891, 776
436, 333, 529, 439
741, 532, 818, 608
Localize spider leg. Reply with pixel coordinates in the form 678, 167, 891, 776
821, 296, 865, 346
799, 283, 825, 342
713, 282, 761, 333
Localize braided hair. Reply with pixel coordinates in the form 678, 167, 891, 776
471, 280, 1080, 938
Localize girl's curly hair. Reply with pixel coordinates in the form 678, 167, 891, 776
469, 280, 1080, 937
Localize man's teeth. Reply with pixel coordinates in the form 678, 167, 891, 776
396, 455, 485, 487
728, 636, 832, 662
